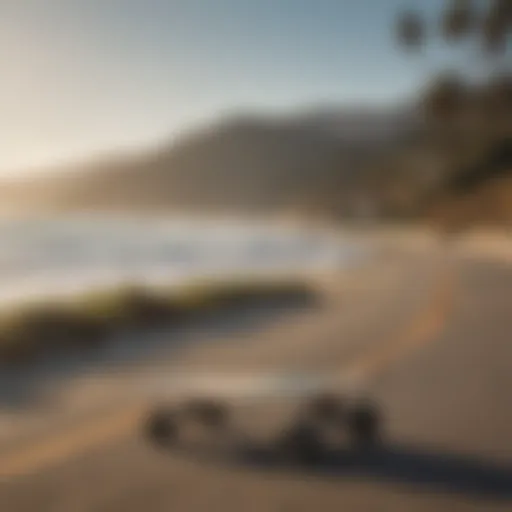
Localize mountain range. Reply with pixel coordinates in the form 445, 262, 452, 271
0, 104, 424, 216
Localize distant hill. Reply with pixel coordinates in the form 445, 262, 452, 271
1, 105, 510, 227
0, 105, 422, 215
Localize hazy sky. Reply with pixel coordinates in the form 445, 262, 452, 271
0, 0, 449, 177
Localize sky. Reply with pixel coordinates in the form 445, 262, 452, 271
0, 0, 450, 178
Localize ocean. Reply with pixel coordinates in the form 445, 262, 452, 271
0, 215, 361, 306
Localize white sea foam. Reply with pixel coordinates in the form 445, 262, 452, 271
0, 215, 364, 306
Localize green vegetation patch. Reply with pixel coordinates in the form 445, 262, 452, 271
0, 277, 317, 364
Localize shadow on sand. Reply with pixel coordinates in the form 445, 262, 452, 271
160, 438, 512, 501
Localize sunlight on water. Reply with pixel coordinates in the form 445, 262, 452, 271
0, 215, 363, 305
